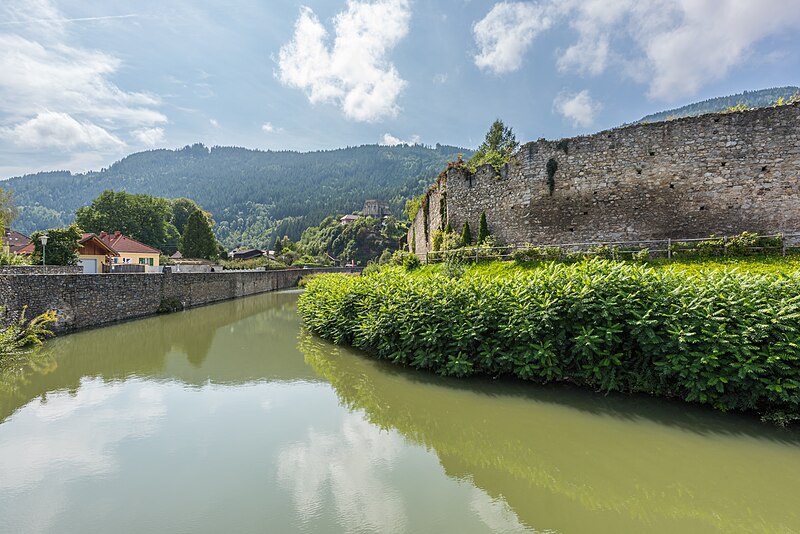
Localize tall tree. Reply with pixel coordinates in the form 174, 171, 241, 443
76, 190, 180, 252
0, 187, 17, 237
30, 225, 81, 265
468, 119, 519, 171
181, 210, 218, 260
171, 198, 203, 235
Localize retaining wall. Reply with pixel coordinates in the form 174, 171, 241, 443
0, 268, 355, 334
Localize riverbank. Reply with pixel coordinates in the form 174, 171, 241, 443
0, 267, 358, 334
298, 259, 800, 422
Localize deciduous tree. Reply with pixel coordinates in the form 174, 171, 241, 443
30, 225, 82, 265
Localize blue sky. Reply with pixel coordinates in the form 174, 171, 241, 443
1, 0, 799, 177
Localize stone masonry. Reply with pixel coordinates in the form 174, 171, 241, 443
0, 268, 354, 334
410, 103, 800, 254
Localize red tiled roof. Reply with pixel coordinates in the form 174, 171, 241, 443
3, 230, 31, 253
98, 231, 161, 254
79, 233, 118, 256
17, 243, 34, 255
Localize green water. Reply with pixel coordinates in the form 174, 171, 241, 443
1, 291, 798, 534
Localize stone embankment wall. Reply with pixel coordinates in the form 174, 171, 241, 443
0, 268, 355, 334
410, 103, 800, 253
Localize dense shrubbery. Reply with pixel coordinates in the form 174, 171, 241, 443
299, 260, 800, 421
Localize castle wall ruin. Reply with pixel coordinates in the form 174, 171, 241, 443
409, 103, 800, 254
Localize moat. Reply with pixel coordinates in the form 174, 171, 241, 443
1, 290, 798, 533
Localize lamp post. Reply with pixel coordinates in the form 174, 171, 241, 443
39, 234, 48, 266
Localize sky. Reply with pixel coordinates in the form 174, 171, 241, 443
1, 0, 799, 178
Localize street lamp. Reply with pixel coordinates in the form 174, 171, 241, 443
39, 234, 48, 266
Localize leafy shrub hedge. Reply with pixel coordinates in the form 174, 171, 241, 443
298, 261, 800, 420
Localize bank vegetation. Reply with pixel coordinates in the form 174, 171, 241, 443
299, 259, 800, 423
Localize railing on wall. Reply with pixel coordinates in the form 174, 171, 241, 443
417, 233, 800, 264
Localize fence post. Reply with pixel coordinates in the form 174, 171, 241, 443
425, 251, 429, 264
475, 246, 479, 263
667, 238, 672, 260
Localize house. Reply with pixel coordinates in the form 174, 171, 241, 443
340, 214, 360, 226
363, 200, 390, 219
78, 233, 119, 273
98, 231, 161, 268
170, 251, 183, 260
2, 230, 31, 254
231, 248, 264, 261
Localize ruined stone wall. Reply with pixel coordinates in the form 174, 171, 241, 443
411, 103, 800, 252
0, 268, 356, 334
408, 179, 445, 255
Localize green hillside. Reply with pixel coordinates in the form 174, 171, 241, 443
5, 143, 470, 248
637, 86, 799, 123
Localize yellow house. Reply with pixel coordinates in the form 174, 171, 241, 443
99, 231, 161, 269
78, 233, 118, 273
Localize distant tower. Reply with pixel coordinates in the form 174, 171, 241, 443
363, 199, 390, 218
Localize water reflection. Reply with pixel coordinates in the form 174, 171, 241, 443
0, 291, 318, 424
297, 331, 800, 533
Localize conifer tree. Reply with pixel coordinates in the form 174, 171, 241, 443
477, 211, 489, 244
181, 210, 218, 260
461, 221, 472, 247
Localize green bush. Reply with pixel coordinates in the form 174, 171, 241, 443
402, 254, 420, 271
1, 307, 56, 366
299, 261, 800, 420
477, 211, 490, 244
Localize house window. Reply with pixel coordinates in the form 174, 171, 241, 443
122, 257, 132, 264
113, 257, 119, 264
139, 257, 154, 266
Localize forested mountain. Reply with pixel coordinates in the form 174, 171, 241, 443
4, 143, 469, 248
637, 86, 799, 123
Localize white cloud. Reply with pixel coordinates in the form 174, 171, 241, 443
277, 413, 408, 533
132, 127, 165, 146
277, 0, 412, 122
209, 118, 219, 127
380, 133, 419, 146
262, 122, 276, 133
473, 2, 553, 74
1, 111, 124, 149
641, 1, 800, 100
556, 35, 610, 76
475, 0, 800, 100
553, 90, 601, 128
0, 0, 166, 152
432, 73, 448, 85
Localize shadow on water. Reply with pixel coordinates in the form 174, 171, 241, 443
0, 290, 317, 423
297, 330, 800, 534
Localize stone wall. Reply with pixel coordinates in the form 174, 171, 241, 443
411, 103, 800, 253
0, 268, 355, 334
408, 178, 445, 254
0, 265, 82, 275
